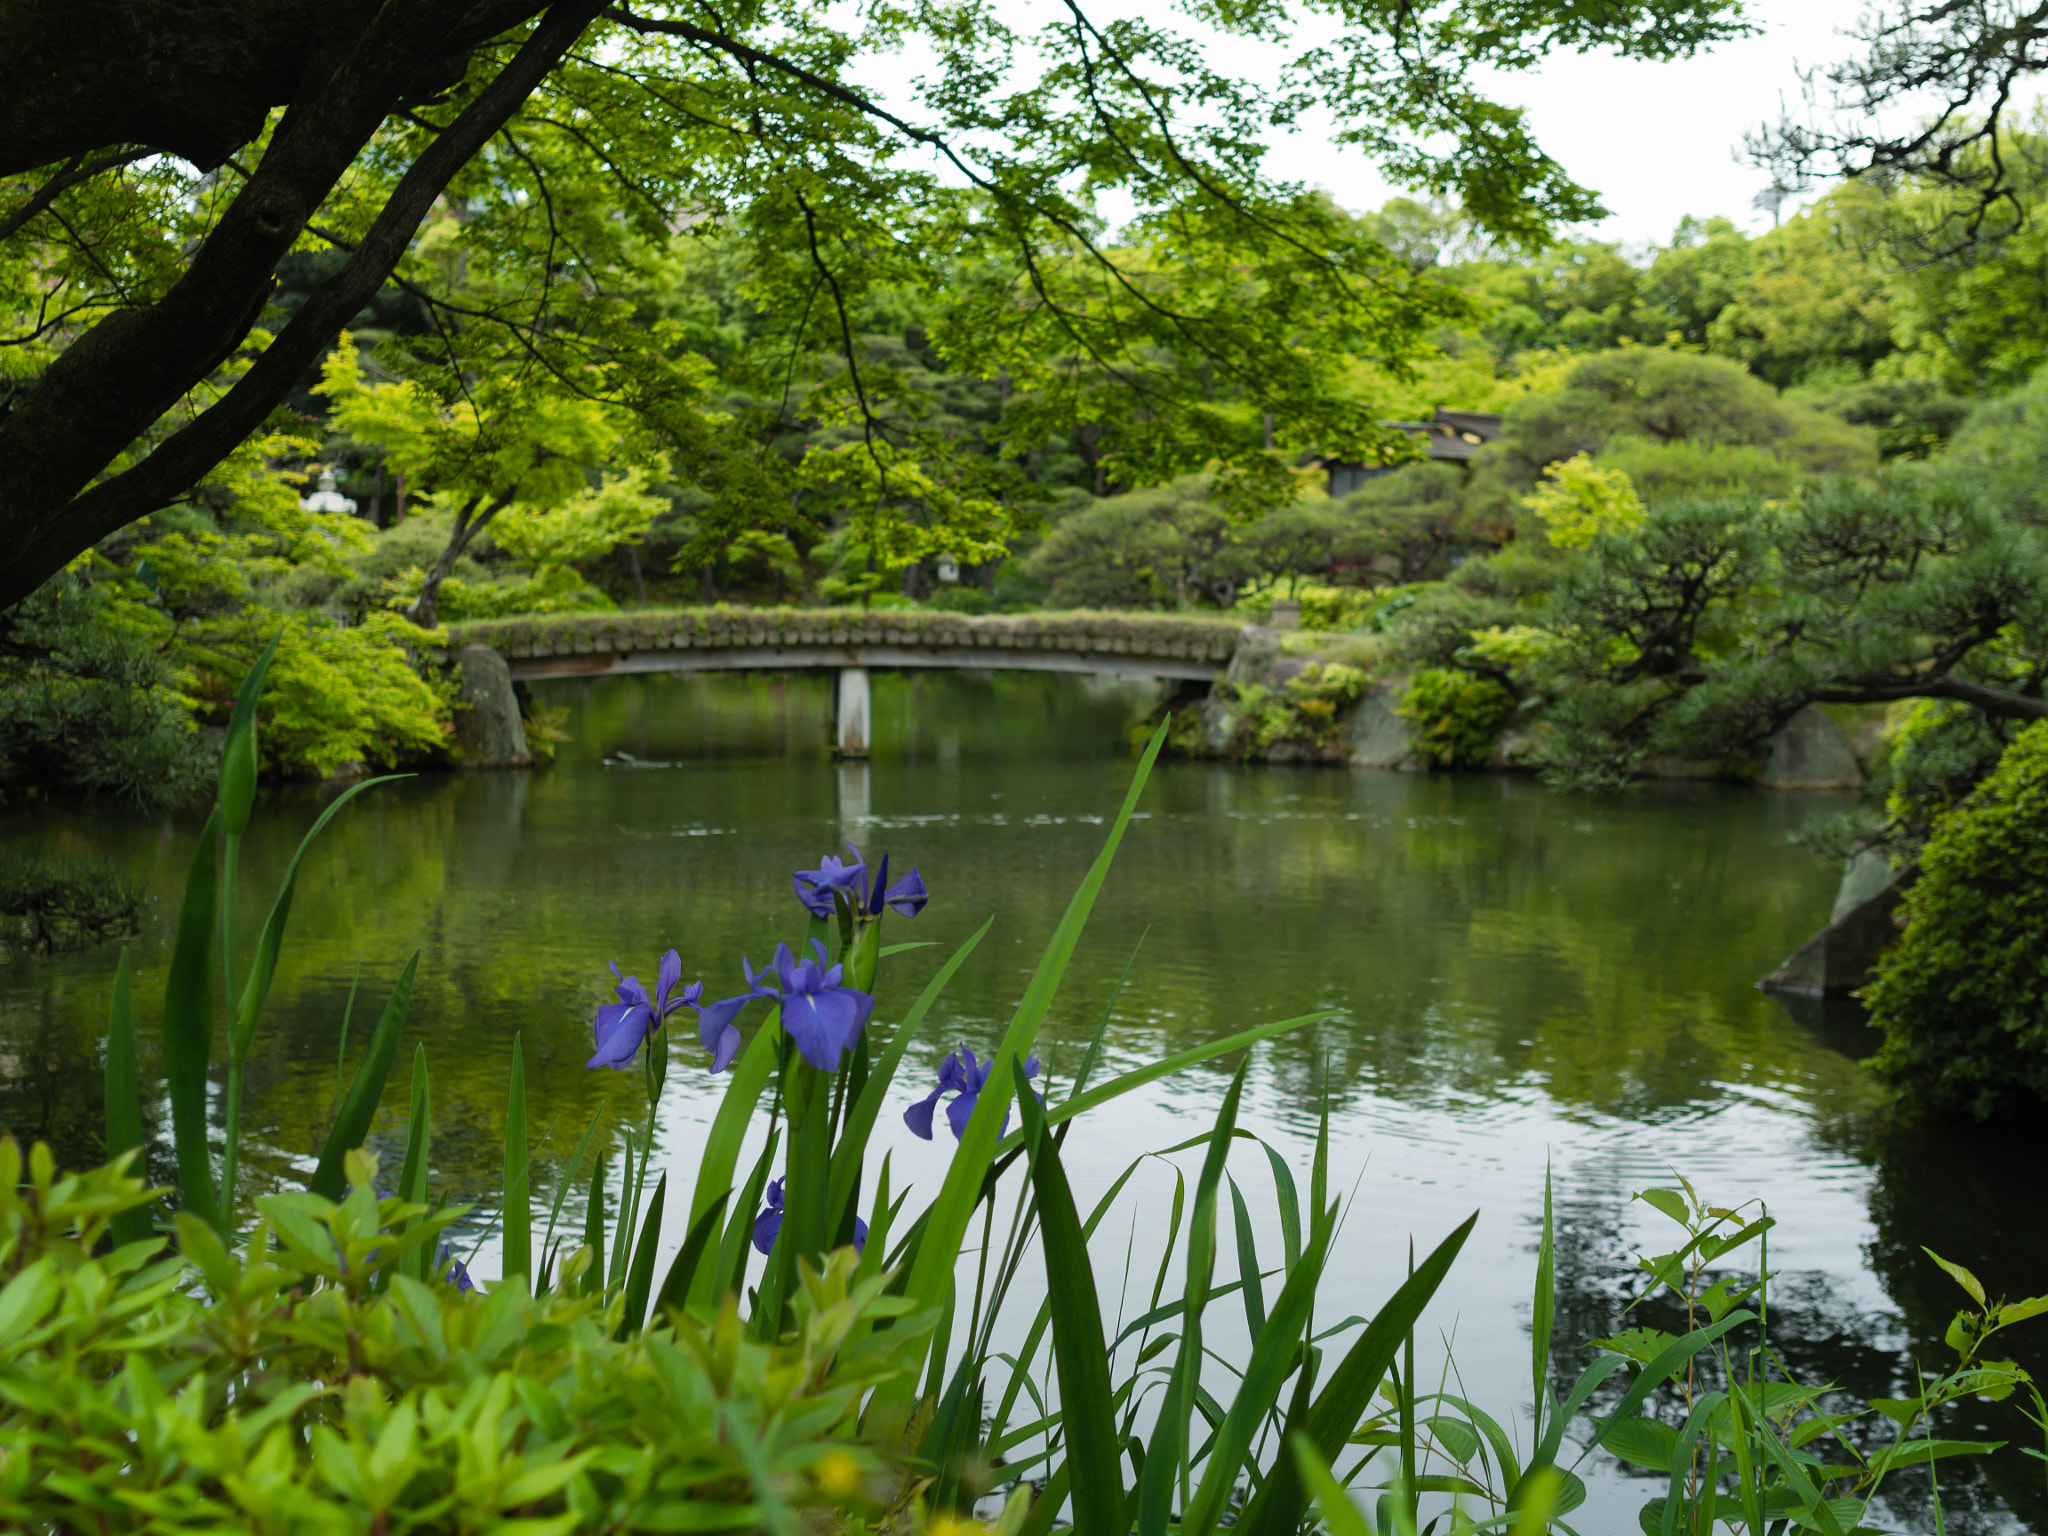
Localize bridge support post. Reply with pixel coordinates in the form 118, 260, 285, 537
835, 667, 871, 758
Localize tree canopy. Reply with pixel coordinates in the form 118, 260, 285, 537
0, 0, 1750, 605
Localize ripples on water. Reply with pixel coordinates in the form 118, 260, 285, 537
3, 668, 2044, 1532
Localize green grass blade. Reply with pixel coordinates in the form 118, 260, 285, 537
221, 774, 399, 1217
1137, 1056, 1247, 1536
990, 1156, 1146, 1439
104, 947, 151, 1248
655, 1187, 728, 1320
582, 1151, 607, 1296
542, 1103, 605, 1262
503, 1032, 530, 1292
994, 1012, 1336, 1156
609, 1131, 635, 1292
163, 807, 221, 1226
1230, 1176, 1267, 1342
686, 1008, 781, 1304
230, 777, 404, 1070
308, 952, 418, 1201
716, 1128, 781, 1303
1239, 1209, 1477, 1536
1289, 1432, 1372, 1536
335, 960, 360, 1098
1016, 1058, 1127, 1536
1533, 1162, 1555, 1449
396, 1045, 431, 1283
1182, 1210, 1341, 1536
1066, 932, 1144, 1104
827, 917, 992, 1231
1262, 1141, 1302, 1274
619, 1171, 667, 1338
901, 723, 1168, 1330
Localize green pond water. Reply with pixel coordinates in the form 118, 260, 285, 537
3, 668, 2044, 1532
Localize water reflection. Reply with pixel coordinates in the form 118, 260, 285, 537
2, 668, 2039, 1527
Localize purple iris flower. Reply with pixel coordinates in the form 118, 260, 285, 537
793, 847, 867, 919
697, 939, 876, 1072
904, 1045, 1041, 1142
436, 1240, 475, 1293
792, 844, 929, 920
751, 1177, 867, 1256
589, 949, 704, 1070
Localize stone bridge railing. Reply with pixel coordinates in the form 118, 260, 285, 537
443, 608, 1244, 754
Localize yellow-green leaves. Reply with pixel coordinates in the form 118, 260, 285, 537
1524, 452, 1648, 549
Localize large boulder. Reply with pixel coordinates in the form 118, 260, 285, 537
1757, 705, 1862, 789
1225, 625, 1282, 688
1346, 681, 1416, 770
1759, 857, 1916, 996
450, 645, 531, 768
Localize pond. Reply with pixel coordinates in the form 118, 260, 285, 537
3, 668, 2044, 1533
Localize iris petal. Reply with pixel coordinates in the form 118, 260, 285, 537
588, 1004, 651, 1069
752, 1209, 783, 1256
946, 1089, 979, 1141
904, 1085, 945, 1140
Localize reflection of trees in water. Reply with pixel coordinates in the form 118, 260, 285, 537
0, 987, 120, 1175
1545, 1173, 2039, 1534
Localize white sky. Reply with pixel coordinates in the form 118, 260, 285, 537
1275, 0, 1883, 246
865, 0, 2040, 249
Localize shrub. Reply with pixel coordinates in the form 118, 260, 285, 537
0, 1140, 924, 1535
0, 578, 212, 809
1867, 720, 2048, 1119
1397, 667, 1515, 768
1244, 661, 1369, 755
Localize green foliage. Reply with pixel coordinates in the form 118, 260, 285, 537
0, 1138, 922, 1535
0, 857, 144, 956
1398, 667, 1516, 768
1215, 662, 1373, 759
1523, 452, 1647, 548
0, 578, 210, 808
1583, 1175, 2044, 1536
1868, 721, 2048, 1118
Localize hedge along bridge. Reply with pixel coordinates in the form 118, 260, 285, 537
443, 608, 1243, 756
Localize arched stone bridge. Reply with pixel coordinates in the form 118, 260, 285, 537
443, 608, 1244, 755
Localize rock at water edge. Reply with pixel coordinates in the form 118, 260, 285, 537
1758, 705, 1862, 789
451, 646, 531, 768
1347, 682, 1415, 770
1759, 864, 1917, 996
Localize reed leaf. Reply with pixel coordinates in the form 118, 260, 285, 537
1238, 1210, 1477, 1536
826, 917, 992, 1235
163, 808, 221, 1226
583, 1151, 607, 1297
503, 1032, 530, 1292
1182, 1205, 1340, 1536
220, 775, 401, 1213
685, 1009, 781, 1305
899, 723, 1168, 1335
395, 1045, 430, 1283
308, 952, 418, 1201
655, 1188, 728, 1320
103, 948, 150, 1248
1015, 1058, 1127, 1536
619, 1172, 667, 1338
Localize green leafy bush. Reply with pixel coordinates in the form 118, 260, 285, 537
0, 579, 211, 808
1868, 720, 2048, 1119
1396, 667, 1515, 768
0, 1140, 925, 1535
